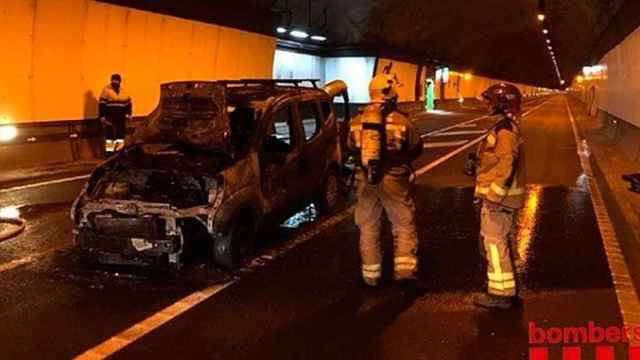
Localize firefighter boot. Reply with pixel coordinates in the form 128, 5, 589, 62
473, 292, 516, 309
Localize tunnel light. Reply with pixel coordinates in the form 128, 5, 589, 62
543, 29, 549, 35
0, 206, 20, 219
310, 35, 327, 42
464, 73, 472, 81
548, 46, 553, 50
546, 39, 551, 44
577, 75, 584, 83
0, 125, 17, 142
560, 80, 566, 85
537, 13, 545, 21
290, 30, 309, 39
277, 27, 288, 34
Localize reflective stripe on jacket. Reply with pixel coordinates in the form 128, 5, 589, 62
99, 85, 132, 120
474, 116, 526, 209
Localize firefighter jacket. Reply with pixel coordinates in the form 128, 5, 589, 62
347, 103, 423, 173
99, 84, 132, 121
474, 116, 526, 209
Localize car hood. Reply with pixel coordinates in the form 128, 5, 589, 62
87, 144, 231, 208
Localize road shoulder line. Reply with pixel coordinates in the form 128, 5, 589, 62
565, 96, 640, 346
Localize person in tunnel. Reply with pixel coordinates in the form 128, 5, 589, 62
472, 83, 526, 309
347, 74, 423, 287
99, 73, 132, 155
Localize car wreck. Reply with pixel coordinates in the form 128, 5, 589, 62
71, 79, 350, 269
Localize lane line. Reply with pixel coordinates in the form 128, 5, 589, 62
421, 115, 488, 138
423, 140, 469, 149
72, 96, 552, 359
74, 209, 354, 360
415, 97, 553, 176
431, 130, 487, 137
565, 97, 640, 346
420, 98, 545, 138
0, 174, 90, 193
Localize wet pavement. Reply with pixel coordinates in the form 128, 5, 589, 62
0, 96, 630, 359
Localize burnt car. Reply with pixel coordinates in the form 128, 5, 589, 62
71, 79, 350, 269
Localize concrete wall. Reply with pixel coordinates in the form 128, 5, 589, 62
574, 26, 640, 127
437, 71, 539, 101
0, 0, 276, 124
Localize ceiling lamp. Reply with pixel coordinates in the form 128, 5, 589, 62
310, 35, 327, 41
277, 27, 288, 34
290, 30, 309, 39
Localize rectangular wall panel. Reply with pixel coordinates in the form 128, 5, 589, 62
1, 0, 277, 123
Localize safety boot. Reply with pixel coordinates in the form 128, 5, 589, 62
362, 276, 380, 288
473, 292, 517, 309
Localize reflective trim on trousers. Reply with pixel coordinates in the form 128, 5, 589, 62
394, 256, 417, 272
490, 182, 525, 196
487, 271, 514, 282
488, 280, 516, 291
105, 140, 115, 152
362, 264, 381, 279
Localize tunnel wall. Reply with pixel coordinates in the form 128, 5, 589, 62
570, 24, 640, 162
437, 71, 539, 101
374, 58, 419, 103
594, 26, 640, 127
0, 0, 276, 124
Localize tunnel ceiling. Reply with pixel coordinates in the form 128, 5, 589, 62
101, 0, 634, 88
266, 0, 629, 88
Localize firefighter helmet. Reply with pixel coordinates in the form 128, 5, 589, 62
482, 83, 522, 116
369, 74, 399, 103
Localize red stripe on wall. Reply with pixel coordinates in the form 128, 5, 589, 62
530, 347, 548, 360
563, 347, 581, 360
630, 346, 640, 360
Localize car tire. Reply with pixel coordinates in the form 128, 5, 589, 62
316, 168, 342, 215
212, 210, 257, 269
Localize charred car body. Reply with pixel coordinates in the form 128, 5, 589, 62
71, 79, 350, 269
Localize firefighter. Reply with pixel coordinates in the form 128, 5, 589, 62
99, 74, 132, 154
347, 74, 423, 287
473, 83, 526, 309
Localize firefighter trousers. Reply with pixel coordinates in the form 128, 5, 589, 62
355, 168, 419, 281
103, 116, 126, 153
480, 202, 518, 297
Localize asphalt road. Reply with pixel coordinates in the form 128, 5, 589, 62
0, 96, 627, 359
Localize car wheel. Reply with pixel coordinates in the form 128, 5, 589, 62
212, 210, 257, 269
316, 169, 341, 215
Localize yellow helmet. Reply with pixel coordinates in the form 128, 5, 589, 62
369, 74, 398, 103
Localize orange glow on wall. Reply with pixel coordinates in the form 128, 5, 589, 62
0, 0, 277, 123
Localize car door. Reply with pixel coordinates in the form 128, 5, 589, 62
295, 99, 331, 199
258, 101, 306, 214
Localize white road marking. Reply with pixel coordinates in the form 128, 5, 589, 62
565, 97, 640, 346
455, 123, 478, 128
421, 115, 488, 138
431, 130, 488, 137
0, 174, 90, 193
423, 140, 469, 149
74, 209, 354, 359
415, 97, 553, 176
67, 97, 555, 359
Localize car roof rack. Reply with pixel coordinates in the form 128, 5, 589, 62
218, 79, 320, 89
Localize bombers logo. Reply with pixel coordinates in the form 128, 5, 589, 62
529, 321, 640, 359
